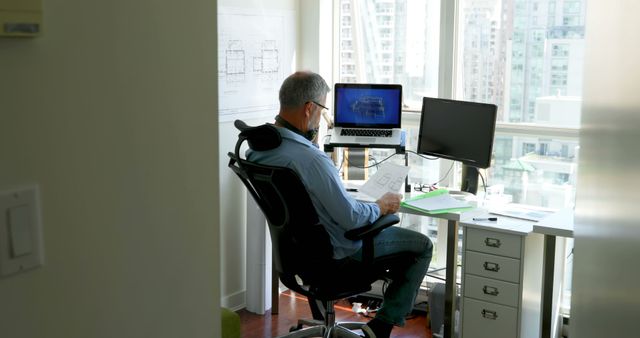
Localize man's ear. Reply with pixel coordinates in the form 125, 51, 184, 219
304, 102, 313, 118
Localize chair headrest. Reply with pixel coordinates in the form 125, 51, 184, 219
234, 119, 282, 151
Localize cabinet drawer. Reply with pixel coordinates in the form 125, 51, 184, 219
464, 274, 519, 308
466, 228, 522, 259
462, 297, 517, 338
465, 251, 521, 283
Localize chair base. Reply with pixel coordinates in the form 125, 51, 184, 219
276, 321, 365, 338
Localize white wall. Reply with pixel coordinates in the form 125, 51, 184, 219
218, 0, 300, 310
0, 1, 220, 337
218, 0, 334, 310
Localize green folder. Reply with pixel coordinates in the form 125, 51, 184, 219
401, 189, 474, 214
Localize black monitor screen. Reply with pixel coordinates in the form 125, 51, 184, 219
417, 97, 497, 168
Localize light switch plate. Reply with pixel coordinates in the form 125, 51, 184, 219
8, 205, 33, 257
0, 185, 44, 277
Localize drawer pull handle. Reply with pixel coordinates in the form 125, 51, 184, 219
483, 261, 500, 272
483, 285, 500, 296
484, 237, 502, 248
481, 309, 498, 320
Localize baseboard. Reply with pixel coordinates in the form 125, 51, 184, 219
221, 290, 246, 312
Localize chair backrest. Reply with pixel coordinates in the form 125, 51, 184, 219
227, 120, 335, 287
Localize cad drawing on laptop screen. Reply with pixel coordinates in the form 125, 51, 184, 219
334, 84, 402, 129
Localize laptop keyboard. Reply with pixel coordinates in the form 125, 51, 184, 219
340, 128, 393, 137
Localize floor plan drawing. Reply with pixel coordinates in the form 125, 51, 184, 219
253, 40, 279, 74
218, 8, 295, 121
225, 40, 246, 82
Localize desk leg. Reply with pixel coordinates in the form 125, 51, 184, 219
404, 153, 410, 192
540, 235, 556, 338
272, 258, 279, 314
444, 220, 459, 338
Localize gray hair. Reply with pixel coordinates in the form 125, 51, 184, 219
279, 71, 330, 109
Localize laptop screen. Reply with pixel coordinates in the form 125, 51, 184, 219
334, 83, 402, 129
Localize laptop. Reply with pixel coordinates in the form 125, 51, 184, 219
329, 83, 403, 146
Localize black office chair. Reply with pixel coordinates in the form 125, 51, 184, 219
228, 120, 415, 338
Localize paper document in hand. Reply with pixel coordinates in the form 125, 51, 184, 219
359, 162, 410, 199
402, 190, 472, 213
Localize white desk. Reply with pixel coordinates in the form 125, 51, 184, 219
534, 208, 573, 238
346, 185, 573, 338
401, 201, 573, 338
533, 208, 574, 338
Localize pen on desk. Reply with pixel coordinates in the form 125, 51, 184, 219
473, 217, 498, 221
346, 188, 358, 192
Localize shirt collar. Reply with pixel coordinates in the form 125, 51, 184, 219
275, 125, 317, 148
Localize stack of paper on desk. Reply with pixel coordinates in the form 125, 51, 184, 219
489, 204, 553, 221
402, 189, 473, 214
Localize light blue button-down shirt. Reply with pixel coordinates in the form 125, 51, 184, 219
247, 126, 381, 259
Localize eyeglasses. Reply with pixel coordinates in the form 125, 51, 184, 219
414, 183, 438, 192
309, 101, 329, 112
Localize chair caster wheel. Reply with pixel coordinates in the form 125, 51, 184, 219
289, 324, 303, 332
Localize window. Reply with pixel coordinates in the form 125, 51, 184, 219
335, 0, 440, 107
456, 0, 584, 210
334, 0, 585, 213
342, 16, 351, 27
340, 40, 352, 50
539, 142, 549, 156
523, 143, 536, 155
551, 59, 569, 71
552, 44, 570, 57
563, 15, 580, 26
564, 1, 581, 13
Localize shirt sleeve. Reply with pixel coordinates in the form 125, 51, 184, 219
302, 152, 381, 231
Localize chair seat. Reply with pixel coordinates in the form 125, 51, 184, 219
307, 278, 374, 301
282, 263, 373, 302
287, 252, 416, 302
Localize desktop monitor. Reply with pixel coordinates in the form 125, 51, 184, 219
417, 97, 497, 193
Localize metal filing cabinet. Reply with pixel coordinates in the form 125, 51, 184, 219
460, 224, 544, 338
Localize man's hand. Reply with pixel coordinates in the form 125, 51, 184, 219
376, 192, 403, 215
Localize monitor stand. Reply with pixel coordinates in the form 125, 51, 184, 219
460, 164, 479, 195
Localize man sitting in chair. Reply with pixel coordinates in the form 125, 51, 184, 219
247, 71, 433, 338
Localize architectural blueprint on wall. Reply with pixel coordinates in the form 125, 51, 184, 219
218, 7, 295, 122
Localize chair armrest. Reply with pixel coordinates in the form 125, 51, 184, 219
344, 214, 400, 241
